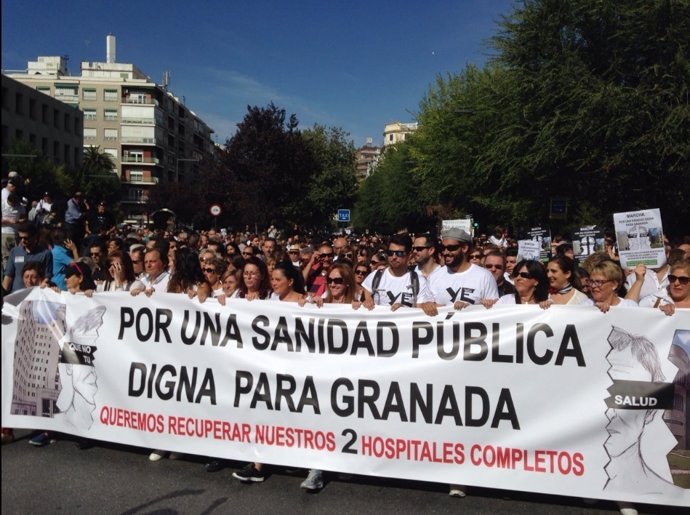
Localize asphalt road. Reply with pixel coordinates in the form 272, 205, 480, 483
1, 429, 684, 515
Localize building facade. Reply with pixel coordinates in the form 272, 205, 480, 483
1, 74, 84, 172
6, 36, 215, 224
355, 137, 381, 181
383, 121, 418, 147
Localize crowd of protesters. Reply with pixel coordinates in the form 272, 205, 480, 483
2, 172, 690, 513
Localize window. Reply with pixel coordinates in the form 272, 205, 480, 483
83, 88, 97, 100
53, 109, 59, 128
104, 128, 118, 140
64, 113, 71, 132
104, 109, 118, 121
29, 98, 37, 120
104, 148, 118, 161
104, 89, 118, 101
129, 170, 144, 182
36, 86, 51, 95
124, 150, 143, 162
15, 93, 24, 114
84, 109, 97, 121
55, 85, 78, 98
42, 104, 49, 123
84, 128, 97, 140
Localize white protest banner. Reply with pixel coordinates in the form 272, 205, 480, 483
613, 208, 666, 269
517, 239, 541, 261
2, 288, 689, 507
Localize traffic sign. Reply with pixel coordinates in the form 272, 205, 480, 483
337, 209, 350, 222
209, 204, 222, 217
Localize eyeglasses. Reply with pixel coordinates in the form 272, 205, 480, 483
17, 235, 30, 241
385, 250, 407, 257
327, 277, 344, 284
485, 264, 504, 270
90, 252, 101, 257
668, 275, 690, 286
515, 271, 534, 279
242, 251, 253, 256
320, 252, 334, 258
355, 269, 368, 275
203, 268, 217, 274
413, 246, 430, 252
288, 250, 300, 254
440, 244, 462, 252
469, 254, 482, 259
589, 279, 612, 288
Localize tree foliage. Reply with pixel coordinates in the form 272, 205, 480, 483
217, 103, 318, 228
301, 124, 358, 227
353, 142, 431, 233
359, 0, 689, 236
79, 146, 121, 206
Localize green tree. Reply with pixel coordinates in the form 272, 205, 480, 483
353, 142, 429, 233
302, 124, 358, 228
219, 103, 318, 229
80, 146, 121, 206
490, 0, 690, 234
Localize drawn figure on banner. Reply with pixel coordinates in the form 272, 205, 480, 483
604, 326, 685, 495
55, 306, 105, 430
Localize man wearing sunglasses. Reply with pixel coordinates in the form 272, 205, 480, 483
417, 227, 498, 316
362, 233, 422, 310
412, 234, 441, 279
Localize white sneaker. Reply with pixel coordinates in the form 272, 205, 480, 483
149, 450, 168, 461
300, 469, 324, 491
449, 484, 466, 498
618, 503, 637, 515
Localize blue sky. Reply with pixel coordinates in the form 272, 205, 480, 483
2, 0, 514, 147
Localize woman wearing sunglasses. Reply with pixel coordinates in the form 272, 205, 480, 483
353, 262, 371, 303
640, 260, 690, 315
493, 260, 549, 305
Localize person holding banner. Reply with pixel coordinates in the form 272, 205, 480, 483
583, 260, 638, 312
417, 227, 498, 317
490, 260, 549, 305
543, 256, 588, 305
640, 260, 690, 314
237, 256, 271, 300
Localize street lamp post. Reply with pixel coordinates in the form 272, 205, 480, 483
175, 158, 199, 182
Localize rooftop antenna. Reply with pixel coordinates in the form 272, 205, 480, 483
162, 70, 170, 89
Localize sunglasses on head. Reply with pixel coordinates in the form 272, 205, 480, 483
668, 274, 690, 285
327, 277, 344, 284
385, 250, 407, 257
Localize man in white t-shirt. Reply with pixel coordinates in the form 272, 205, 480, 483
362, 233, 423, 310
418, 227, 498, 316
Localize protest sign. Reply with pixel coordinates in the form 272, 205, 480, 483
613, 209, 666, 268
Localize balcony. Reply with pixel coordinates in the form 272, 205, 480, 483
122, 96, 159, 106
121, 117, 156, 125
121, 137, 158, 145
121, 156, 160, 165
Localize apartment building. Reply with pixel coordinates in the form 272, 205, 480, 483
354, 137, 381, 181
1, 74, 83, 172
7, 36, 215, 224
